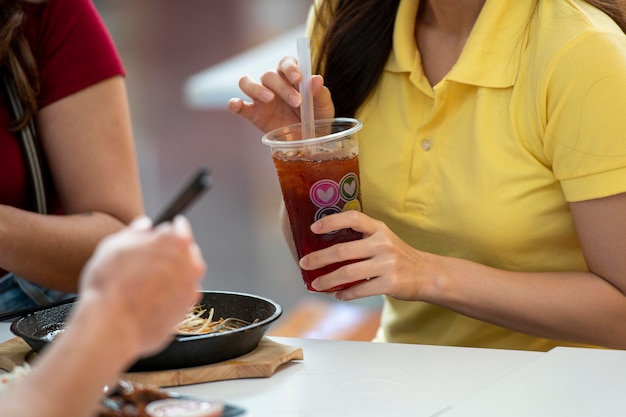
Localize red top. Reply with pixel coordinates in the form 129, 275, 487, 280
0, 0, 125, 211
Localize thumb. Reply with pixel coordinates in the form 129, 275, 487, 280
312, 75, 335, 119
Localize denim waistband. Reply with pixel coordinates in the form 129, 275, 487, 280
0, 272, 74, 315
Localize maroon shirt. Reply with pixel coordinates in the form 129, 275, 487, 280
0, 0, 125, 211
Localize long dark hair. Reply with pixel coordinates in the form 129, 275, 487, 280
0, 0, 39, 130
312, 0, 626, 118
311, 0, 400, 118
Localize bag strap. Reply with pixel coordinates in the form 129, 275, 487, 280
3, 74, 48, 214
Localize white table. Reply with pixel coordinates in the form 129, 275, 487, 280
438, 345, 626, 417
4, 321, 626, 416
172, 337, 543, 417
1, 322, 541, 416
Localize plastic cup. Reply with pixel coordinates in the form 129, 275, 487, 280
262, 117, 364, 292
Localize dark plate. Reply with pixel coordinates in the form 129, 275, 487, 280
101, 382, 246, 417
10, 290, 282, 372
168, 393, 246, 417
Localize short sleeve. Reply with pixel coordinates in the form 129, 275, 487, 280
543, 30, 626, 202
24, 0, 125, 108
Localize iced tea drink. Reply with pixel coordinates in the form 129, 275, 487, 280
262, 118, 363, 292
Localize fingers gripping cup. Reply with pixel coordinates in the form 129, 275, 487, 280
262, 117, 364, 292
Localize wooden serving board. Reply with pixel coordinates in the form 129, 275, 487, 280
0, 336, 303, 387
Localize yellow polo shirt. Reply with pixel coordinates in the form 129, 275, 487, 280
310, 0, 626, 350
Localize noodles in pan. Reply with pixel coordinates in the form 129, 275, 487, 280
174, 305, 253, 335
175, 305, 224, 335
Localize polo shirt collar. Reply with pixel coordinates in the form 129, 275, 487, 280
388, 0, 535, 88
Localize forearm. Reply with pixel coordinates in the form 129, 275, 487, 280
2, 295, 140, 417
0, 205, 129, 292
424, 253, 626, 348
0, 76, 145, 293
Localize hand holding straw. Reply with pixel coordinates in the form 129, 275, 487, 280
297, 37, 316, 139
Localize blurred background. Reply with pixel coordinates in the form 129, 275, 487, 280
94, 0, 381, 340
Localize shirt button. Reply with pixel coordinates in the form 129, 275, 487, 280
421, 138, 433, 151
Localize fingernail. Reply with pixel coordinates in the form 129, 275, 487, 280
299, 257, 309, 269
288, 71, 300, 84
260, 91, 274, 102
173, 215, 192, 236
288, 93, 301, 107
130, 216, 152, 230
310, 221, 321, 233
311, 279, 320, 291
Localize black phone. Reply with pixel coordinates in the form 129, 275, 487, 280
153, 168, 212, 225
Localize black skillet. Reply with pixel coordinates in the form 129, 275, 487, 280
11, 290, 282, 371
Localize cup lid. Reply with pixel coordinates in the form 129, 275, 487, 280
261, 117, 362, 148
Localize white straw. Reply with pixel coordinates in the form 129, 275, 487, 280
297, 37, 315, 139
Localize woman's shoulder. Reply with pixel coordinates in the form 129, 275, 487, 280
528, 1, 626, 79
535, 0, 625, 41
24, 0, 124, 107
